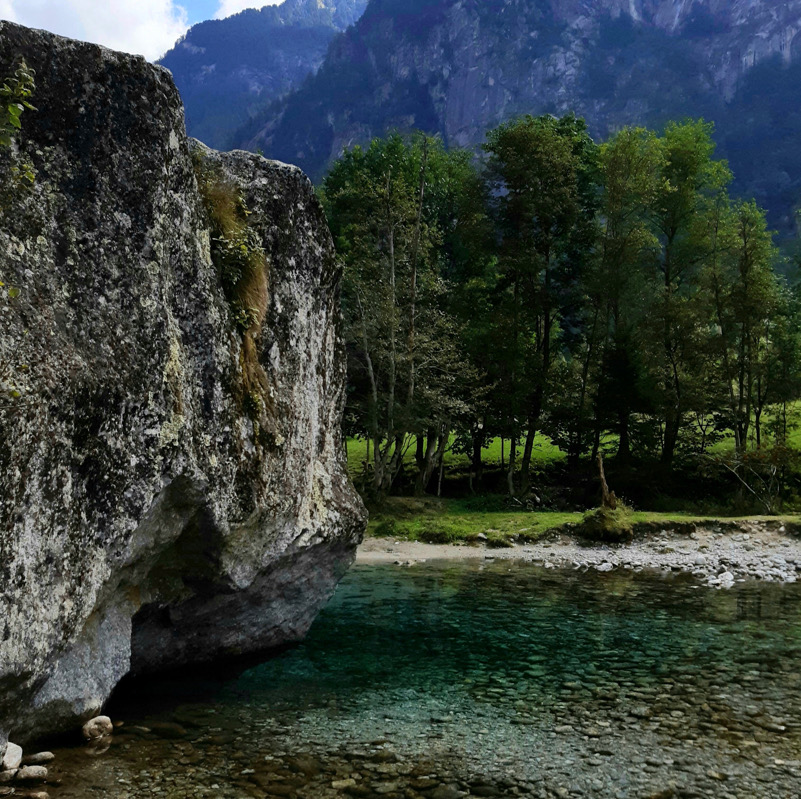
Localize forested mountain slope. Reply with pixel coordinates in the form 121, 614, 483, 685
159, 0, 367, 149
237, 0, 801, 236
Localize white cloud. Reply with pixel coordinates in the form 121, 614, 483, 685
215, 1, 280, 20
0, 0, 190, 61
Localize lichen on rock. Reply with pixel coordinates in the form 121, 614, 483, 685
0, 21, 365, 745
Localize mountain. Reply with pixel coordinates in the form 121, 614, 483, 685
159, 0, 368, 149
236, 0, 801, 236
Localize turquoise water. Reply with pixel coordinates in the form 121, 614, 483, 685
49, 561, 801, 798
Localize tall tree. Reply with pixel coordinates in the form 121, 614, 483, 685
592, 127, 664, 463
323, 134, 478, 495
646, 120, 732, 467
483, 114, 599, 494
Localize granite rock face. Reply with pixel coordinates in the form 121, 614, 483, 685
0, 21, 365, 745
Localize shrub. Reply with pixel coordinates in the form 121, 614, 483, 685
373, 519, 398, 537
576, 503, 634, 544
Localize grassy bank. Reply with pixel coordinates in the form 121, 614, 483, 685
366, 497, 800, 547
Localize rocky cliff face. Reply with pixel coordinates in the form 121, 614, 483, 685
159, 0, 368, 149
242, 0, 801, 233
0, 20, 365, 748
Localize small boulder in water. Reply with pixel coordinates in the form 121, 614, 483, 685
1, 742, 22, 771
718, 571, 735, 588
15, 765, 48, 782
82, 716, 113, 740
22, 753, 54, 766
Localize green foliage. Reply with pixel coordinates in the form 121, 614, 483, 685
0, 59, 37, 403
482, 114, 600, 488
330, 116, 801, 512
193, 153, 266, 321
324, 133, 484, 495
193, 151, 271, 421
212, 225, 265, 294
231, 301, 262, 334
365, 497, 580, 544
0, 59, 37, 207
0, 59, 36, 148
364, 497, 769, 545
243, 390, 263, 418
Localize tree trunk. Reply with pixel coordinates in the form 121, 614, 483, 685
414, 429, 436, 496
415, 434, 425, 472
406, 140, 428, 411
415, 426, 449, 496
597, 453, 617, 509
471, 430, 484, 493
591, 425, 601, 464
520, 422, 536, 493
661, 410, 680, 468
755, 408, 762, 450
567, 442, 580, 471
507, 437, 517, 496
616, 410, 631, 463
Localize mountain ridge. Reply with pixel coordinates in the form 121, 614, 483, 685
159, 0, 368, 149
235, 0, 801, 235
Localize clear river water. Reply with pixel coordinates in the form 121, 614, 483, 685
46, 561, 801, 798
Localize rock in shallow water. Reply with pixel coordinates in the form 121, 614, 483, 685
0, 21, 365, 745
15, 765, 48, 783
0, 744, 21, 772
82, 717, 113, 741
20, 753, 54, 766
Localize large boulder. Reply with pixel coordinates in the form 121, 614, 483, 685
0, 22, 365, 744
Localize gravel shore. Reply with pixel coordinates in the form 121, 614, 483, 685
357, 521, 801, 586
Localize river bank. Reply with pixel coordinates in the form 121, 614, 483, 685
357, 519, 801, 586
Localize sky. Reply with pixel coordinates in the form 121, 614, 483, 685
0, 0, 282, 61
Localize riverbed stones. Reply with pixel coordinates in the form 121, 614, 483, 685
0, 743, 21, 772
427, 785, 463, 799
82, 716, 113, 741
21, 753, 54, 766
146, 722, 186, 740
15, 765, 47, 782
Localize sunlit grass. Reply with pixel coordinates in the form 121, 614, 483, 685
346, 433, 564, 482
364, 496, 801, 546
